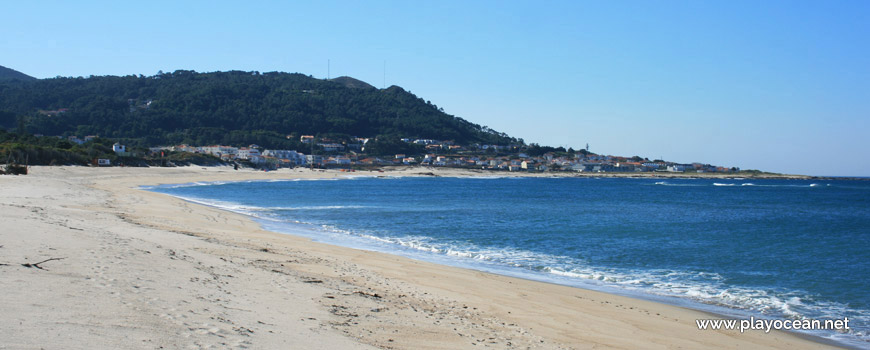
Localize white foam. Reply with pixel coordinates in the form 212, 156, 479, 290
147, 183, 869, 348
260, 214, 870, 347
651, 181, 705, 187
267, 205, 368, 211
172, 195, 260, 212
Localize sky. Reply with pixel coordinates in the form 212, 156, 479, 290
2, 1, 868, 176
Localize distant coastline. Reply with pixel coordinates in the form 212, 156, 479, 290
297, 165, 861, 181
5, 162, 863, 181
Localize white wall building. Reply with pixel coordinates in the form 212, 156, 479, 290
201, 146, 238, 157
263, 150, 307, 165
237, 147, 261, 160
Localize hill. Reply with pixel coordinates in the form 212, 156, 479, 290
0, 70, 516, 149
0, 65, 36, 82
329, 76, 375, 89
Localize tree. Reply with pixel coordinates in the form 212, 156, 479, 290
16, 115, 26, 135
0, 71, 519, 148
364, 136, 424, 156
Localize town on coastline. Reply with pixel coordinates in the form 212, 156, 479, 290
124, 135, 741, 174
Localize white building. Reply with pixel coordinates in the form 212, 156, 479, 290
171, 144, 198, 153
317, 143, 344, 152
237, 147, 261, 160
328, 156, 351, 165
262, 150, 307, 165
306, 155, 324, 165
201, 145, 238, 157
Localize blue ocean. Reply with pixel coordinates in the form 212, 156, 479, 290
147, 176, 870, 347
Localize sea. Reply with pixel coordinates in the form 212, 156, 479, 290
145, 176, 870, 348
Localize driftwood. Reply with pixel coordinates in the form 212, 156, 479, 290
20, 257, 65, 270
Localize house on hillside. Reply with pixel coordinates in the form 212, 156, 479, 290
112, 143, 128, 156
318, 143, 344, 152
306, 155, 324, 166
201, 145, 238, 157
262, 150, 306, 165
237, 147, 261, 160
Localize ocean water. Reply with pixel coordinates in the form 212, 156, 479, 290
146, 176, 870, 347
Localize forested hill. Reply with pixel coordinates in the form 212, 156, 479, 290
0, 70, 517, 148
0, 65, 36, 82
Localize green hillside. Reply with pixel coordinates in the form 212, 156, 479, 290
0, 70, 517, 149
0, 65, 36, 82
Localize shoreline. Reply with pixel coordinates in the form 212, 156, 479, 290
320, 165, 846, 180
249, 214, 854, 350
148, 167, 858, 349
1, 166, 848, 349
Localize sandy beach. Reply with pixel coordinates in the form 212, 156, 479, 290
0, 166, 843, 349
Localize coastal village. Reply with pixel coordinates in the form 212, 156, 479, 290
122, 135, 741, 173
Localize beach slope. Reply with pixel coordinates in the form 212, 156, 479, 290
0, 167, 841, 349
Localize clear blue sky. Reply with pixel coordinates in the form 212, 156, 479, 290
3, 1, 868, 176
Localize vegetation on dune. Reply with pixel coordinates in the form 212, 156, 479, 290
0, 128, 223, 167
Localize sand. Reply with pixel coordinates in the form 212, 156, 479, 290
0, 166, 843, 349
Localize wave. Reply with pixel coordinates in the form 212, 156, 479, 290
340, 175, 405, 180
281, 221, 869, 338
282, 177, 342, 182
751, 183, 827, 188
651, 181, 705, 187
170, 195, 263, 214
712, 182, 828, 188
541, 266, 814, 317
147, 181, 867, 347
139, 181, 233, 190
170, 196, 368, 213
143, 177, 348, 190
270, 205, 369, 211
267, 222, 869, 347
